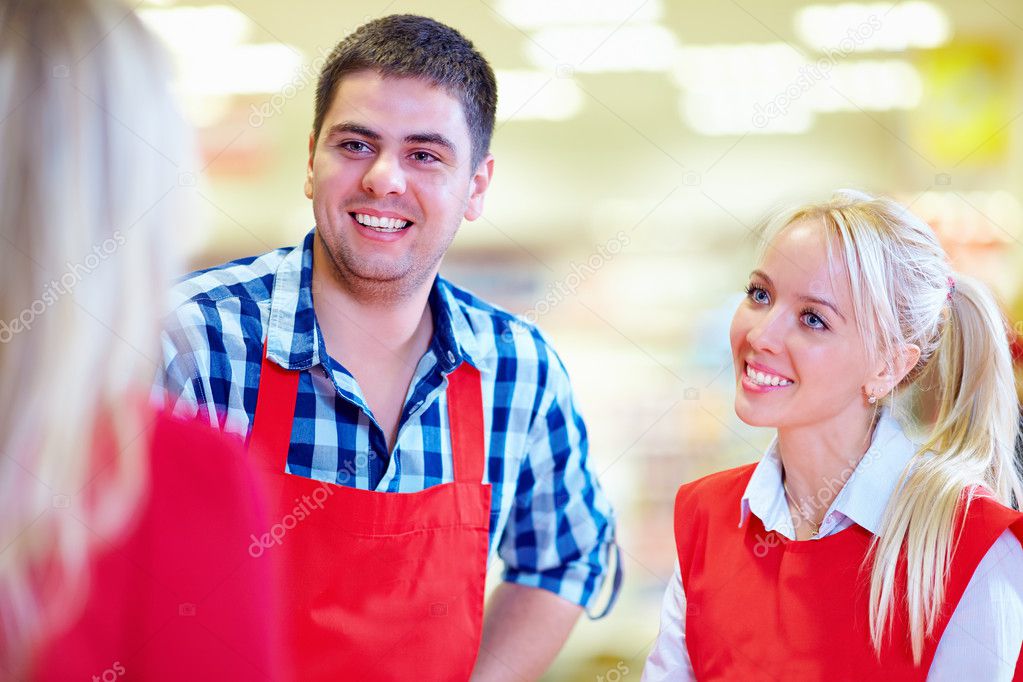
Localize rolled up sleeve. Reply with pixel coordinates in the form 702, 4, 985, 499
497, 352, 620, 617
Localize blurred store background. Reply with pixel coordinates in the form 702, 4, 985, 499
136, 0, 1023, 678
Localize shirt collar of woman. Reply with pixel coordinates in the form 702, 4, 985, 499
739, 406, 918, 538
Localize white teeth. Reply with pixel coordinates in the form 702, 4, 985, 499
353, 213, 411, 231
745, 364, 793, 386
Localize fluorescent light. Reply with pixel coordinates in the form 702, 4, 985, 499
140, 6, 303, 98
674, 44, 922, 134
495, 70, 583, 122
808, 60, 922, 111
674, 44, 805, 95
674, 44, 813, 135
177, 43, 304, 95
796, 2, 951, 53
680, 92, 813, 135
526, 24, 679, 73
495, 0, 663, 29
139, 5, 251, 48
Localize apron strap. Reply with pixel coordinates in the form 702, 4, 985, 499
250, 341, 485, 487
446, 363, 485, 484
249, 340, 300, 467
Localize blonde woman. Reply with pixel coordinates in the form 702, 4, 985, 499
0, 1, 280, 679
644, 191, 1023, 680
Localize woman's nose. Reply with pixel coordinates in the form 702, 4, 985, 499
746, 310, 784, 354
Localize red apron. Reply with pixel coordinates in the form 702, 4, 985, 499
674, 465, 1023, 681
249, 343, 491, 681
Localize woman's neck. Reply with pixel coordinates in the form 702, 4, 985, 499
776, 405, 880, 533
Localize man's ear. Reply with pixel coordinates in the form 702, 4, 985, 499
463, 154, 494, 222
304, 131, 317, 200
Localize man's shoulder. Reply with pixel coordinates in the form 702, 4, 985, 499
439, 277, 560, 361
170, 246, 292, 311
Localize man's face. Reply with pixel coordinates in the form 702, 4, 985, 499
305, 70, 493, 297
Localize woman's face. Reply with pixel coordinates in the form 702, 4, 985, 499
729, 219, 878, 430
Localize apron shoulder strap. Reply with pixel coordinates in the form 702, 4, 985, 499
249, 340, 301, 467
445, 363, 485, 484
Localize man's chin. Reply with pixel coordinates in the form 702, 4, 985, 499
338, 261, 434, 300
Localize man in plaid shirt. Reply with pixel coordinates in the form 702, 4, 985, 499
159, 14, 618, 680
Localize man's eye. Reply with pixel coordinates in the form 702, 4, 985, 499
410, 151, 438, 163
340, 141, 371, 153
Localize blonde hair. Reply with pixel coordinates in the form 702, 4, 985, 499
0, 0, 195, 668
758, 189, 1023, 663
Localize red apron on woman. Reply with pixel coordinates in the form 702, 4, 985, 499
674, 464, 1023, 681
249, 343, 491, 681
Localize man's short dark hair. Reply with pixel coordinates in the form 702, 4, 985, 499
313, 15, 497, 170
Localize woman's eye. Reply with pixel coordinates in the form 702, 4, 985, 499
746, 285, 769, 304
802, 311, 827, 330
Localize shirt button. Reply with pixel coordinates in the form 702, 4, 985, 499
446, 350, 456, 365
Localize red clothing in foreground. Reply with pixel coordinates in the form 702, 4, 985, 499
674, 464, 1023, 681
32, 410, 281, 681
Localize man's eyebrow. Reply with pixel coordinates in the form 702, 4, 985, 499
405, 132, 456, 154
325, 122, 380, 140
749, 269, 847, 323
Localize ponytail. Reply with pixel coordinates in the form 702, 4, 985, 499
867, 274, 1023, 662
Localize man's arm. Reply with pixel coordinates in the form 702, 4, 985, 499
481, 336, 620, 679
470, 582, 582, 682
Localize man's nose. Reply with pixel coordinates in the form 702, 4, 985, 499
362, 154, 406, 196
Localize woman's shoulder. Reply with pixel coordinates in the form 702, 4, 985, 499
33, 407, 279, 680
149, 409, 255, 493
675, 463, 758, 511
150, 407, 245, 457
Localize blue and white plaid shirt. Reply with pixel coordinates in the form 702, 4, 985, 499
158, 228, 619, 613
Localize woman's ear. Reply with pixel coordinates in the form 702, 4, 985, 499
871, 343, 921, 395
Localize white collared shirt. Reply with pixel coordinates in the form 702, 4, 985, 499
643, 408, 1023, 681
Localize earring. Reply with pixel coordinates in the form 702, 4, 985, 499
867, 390, 877, 405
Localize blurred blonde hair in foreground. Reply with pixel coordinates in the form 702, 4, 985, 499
758, 189, 1023, 663
0, 0, 195, 668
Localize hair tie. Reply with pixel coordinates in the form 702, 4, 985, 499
947, 276, 956, 301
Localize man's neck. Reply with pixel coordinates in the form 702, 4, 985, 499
310, 236, 436, 367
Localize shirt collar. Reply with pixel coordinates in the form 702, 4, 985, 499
265, 229, 317, 370
265, 228, 494, 373
738, 406, 918, 537
428, 277, 494, 373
